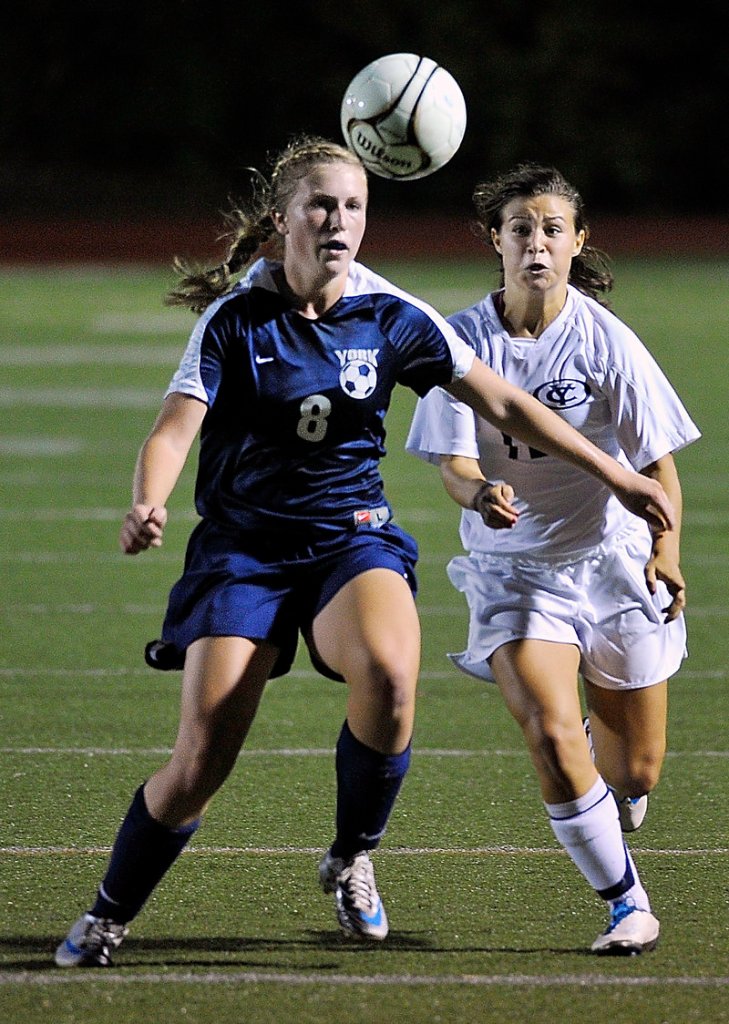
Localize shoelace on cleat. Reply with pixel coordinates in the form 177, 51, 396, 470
82, 918, 126, 956
608, 900, 636, 931
340, 857, 378, 913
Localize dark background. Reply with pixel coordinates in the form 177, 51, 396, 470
2, 1, 727, 241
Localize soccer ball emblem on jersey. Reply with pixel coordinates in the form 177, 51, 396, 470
340, 358, 378, 399
340, 53, 467, 180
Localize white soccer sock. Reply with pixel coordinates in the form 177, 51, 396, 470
545, 776, 650, 910
619, 846, 651, 912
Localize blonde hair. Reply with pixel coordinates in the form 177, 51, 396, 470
165, 135, 365, 313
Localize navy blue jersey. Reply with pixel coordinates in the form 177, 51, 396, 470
167, 258, 475, 534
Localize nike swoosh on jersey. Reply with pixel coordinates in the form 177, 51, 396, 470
255, 355, 274, 364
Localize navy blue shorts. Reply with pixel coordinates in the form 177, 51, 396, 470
153, 518, 419, 679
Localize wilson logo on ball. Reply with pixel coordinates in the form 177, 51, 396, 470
341, 53, 467, 181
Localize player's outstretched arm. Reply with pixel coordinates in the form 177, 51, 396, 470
119, 393, 207, 555
447, 358, 676, 534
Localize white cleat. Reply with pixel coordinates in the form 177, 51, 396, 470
616, 794, 649, 832
55, 913, 128, 967
591, 900, 659, 956
583, 717, 649, 832
319, 849, 389, 941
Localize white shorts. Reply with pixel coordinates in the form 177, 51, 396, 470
446, 526, 687, 691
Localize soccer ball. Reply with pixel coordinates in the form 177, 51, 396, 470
341, 53, 467, 181
340, 358, 378, 399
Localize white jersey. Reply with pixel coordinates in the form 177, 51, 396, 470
406, 285, 700, 558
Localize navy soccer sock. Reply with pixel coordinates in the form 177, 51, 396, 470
90, 784, 200, 924
330, 719, 411, 861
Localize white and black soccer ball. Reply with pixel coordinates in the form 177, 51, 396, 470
340, 358, 378, 399
341, 52, 467, 181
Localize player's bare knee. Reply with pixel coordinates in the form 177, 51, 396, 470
526, 714, 588, 778
377, 668, 415, 715
354, 655, 415, 714
623, 753, 663, 796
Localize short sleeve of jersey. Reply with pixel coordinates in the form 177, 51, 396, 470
591, 309, 701, 470
405, 384, 479, 465
348, 263, 475, 393
164, 295, 237, 405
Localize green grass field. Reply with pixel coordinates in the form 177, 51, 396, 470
1, 258, 727, 1023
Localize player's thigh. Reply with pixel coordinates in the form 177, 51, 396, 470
491, 639, 598, 801
583, 678, 667, 784
146, 636, 280, 821
490, 639, 583, 730
312, 567, 421, 684
176, 635, 280, 746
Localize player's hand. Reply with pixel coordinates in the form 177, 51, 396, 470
119, 505, 168, 554
473, 481, 519, 529
612, 472, 675, 534
645, 540, 686, 622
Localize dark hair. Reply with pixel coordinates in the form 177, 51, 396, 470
471, 162, 613, 304
165, 136, 366, 313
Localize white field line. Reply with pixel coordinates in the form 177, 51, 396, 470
0, 508, 199, 522
4, 600, 729, 621
4, 602, 728, 621
0, 507, 444, 524
0, 387, 163, 408
1, 746, 727, 759
1, 845, 727, 857
0, 506, 725, 528
2, 550, 729, 570
0, 438, 87, 455
0, 343, 185, 365
1, 667, 441, 679
94, 312, 193, 334
2, 463, 728, 495
0, 666, 726, 681
1, 969, 727, 989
